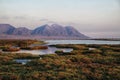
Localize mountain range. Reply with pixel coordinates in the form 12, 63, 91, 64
0, 24, 89, 39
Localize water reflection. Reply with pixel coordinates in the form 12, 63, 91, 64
14, 59, 31, 65
45, 40, 120, 45
16, 47, 73, 55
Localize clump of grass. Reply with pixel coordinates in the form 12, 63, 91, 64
82, 49, 102, 54
55, 50, 64, 55
21, 46, 48, 50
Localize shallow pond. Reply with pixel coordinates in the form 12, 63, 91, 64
14, 59, 31, 65
16, 47, 73, 55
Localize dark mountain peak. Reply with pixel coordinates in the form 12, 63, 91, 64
31, 24, 51, 35
36, 24, 50, 30
65, 26, 75, 29
0, 24, 15, 29
65, 26, 79, 33
12, 27, 31, 35
32, 24, 67, 36
65, 25, 78, 30
0, 24, 11, 26
65, 26, 89, 38
42, 24, 50, 27
50, 24, 64, 30
0, 24, 15, 34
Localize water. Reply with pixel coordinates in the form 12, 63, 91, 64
45, 40, 120, 45
3, 40, 120, 55
14, 59, 31, 65
16, 46, 73, 55
13, 40, 120, 64
16, 40, 119, 54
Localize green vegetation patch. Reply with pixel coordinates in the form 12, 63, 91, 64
0, 43, 120, 80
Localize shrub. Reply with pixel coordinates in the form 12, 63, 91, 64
55, 50, 64, 55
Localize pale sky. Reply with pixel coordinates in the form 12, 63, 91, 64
0, 0, 120, 38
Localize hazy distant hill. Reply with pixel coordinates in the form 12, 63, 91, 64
32, 24, 88, 38
0, 24, 15, 34
0, 24, 89, 39
65, 26, 87, 38
32, 24, 68, 36
12, 27, 32, 35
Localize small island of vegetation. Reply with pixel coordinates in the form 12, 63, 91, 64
0, 39, 47, 52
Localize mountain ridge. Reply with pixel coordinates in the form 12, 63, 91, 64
0, 24, 89, 39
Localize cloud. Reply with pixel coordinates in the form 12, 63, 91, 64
14, 16, 26, 19
40, 19, 49, 21
0, 16, 10, 19
39, 19, 57, 24
0, 16, 27, 20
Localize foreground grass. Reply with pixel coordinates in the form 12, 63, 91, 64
0, 43, 120, 80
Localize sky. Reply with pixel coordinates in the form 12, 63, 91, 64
0, 0, 120, 38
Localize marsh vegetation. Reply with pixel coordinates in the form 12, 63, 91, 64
0, 39, 47, 52
0, 40, 120, 80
